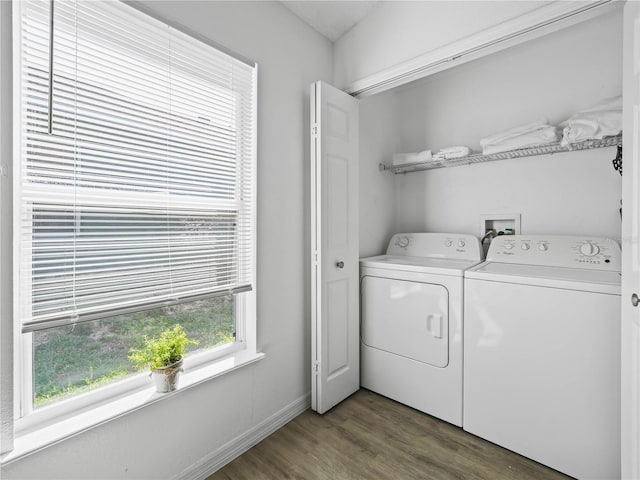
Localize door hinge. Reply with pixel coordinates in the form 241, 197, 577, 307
311, 125, 318, 136
313, 360, 320, 376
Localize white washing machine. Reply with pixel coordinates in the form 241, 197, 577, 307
360, 232, 483, 426
464, 235, 621, 480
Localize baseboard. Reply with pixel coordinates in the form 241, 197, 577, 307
172, 392, 311, 480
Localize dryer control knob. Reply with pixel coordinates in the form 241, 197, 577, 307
397, 236, 410, 248
504, 244, 514, 250
445, 240, 453, 247
521, 243, 530, 251
458, 240, 466, 247
539, 243, 549, 252
580, 242, 600, 256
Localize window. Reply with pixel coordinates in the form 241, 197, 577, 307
15, 0, 256, 420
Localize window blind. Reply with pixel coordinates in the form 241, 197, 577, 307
17, 0, 257, 332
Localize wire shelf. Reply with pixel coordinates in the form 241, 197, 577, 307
380, 134, 623, 174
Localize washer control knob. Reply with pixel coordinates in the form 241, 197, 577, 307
539, 243, 549, 252
397, 236, 410, 248
504, 243, 514, 250
521, 243, 530, 251
458, 240, 466, 247
580, 242, 600, 257
445, 240, 453, 247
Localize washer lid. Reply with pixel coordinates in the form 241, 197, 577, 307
360, 254, 481, 276
465, 261, 621, 294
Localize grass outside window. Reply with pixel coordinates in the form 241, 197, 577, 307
33, 296, 235, 407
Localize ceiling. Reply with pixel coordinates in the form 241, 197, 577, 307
280, 1, 379, 42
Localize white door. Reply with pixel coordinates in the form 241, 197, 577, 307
310, 81, 359, 414
622, 2, 640, 477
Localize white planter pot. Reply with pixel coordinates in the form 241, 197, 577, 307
151, 359, 183, 393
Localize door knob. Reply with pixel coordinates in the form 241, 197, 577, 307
633, 293, 639, 307
336, 261, 344, 269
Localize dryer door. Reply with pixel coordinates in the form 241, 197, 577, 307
361, 275, 449, 367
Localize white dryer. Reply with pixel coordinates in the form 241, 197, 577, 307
464, 235, 621, 480
360, 232, 483, 426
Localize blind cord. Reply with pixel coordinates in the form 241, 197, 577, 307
47, 0, 54, 134
71, 0, 79, 325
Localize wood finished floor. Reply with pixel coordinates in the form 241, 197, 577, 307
208, 389, 572, 480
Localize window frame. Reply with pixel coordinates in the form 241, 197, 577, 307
5, 0, 259, 452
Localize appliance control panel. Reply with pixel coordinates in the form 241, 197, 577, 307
387, 233, 483, 261
486, 235, 621, 270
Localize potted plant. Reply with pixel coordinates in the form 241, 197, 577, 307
128, 324, 198, 393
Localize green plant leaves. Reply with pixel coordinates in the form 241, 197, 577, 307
128, 324, 198, 371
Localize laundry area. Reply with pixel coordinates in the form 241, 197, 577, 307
4, 1, 638, 479
312, 3, 629, 480
357, 11, 622, 254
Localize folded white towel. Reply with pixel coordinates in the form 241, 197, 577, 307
480, 118, 549, 148
481, 126, 559, 155
480, 119, 559, 155
434, 146, 470, 160
440, 146, 470, 156
392, 150, 432, 165
560, 96, 622, 147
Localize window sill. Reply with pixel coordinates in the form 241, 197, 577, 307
1, 350, 264, 465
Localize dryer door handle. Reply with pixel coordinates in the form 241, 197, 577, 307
336, 261, 344, 269
632, 293, 639, 307
427, 314, 442, 339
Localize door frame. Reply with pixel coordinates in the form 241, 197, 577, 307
622, 2, 640, 477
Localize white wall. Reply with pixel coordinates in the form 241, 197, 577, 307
358, 90, 398, 257
1, 1, 332, 479
333, 0, 547, 90
389, 9, 623, 240
394, 149, 622, 239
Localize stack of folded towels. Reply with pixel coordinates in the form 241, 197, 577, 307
392, 146, 473, 165
480, 119, 559, 155
560, 96, 622, 147
433, 146, 470, 160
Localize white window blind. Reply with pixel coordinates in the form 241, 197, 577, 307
17, 0, 257, 333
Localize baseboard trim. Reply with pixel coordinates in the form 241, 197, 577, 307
173, 392, 311, 480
